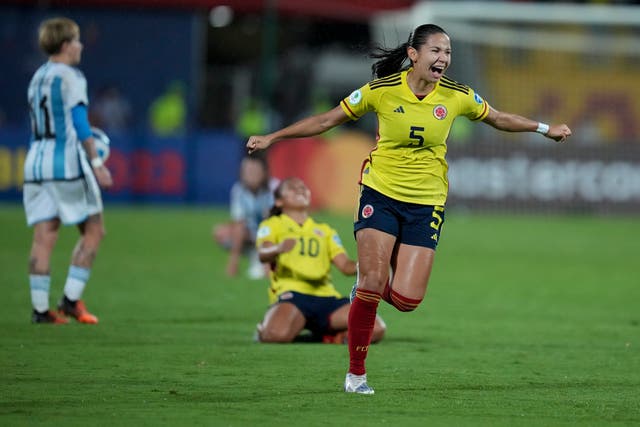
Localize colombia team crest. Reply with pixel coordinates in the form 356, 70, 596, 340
433, 104, 448, 120
362, 204, 374, 219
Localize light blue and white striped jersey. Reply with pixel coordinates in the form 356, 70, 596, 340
24, 61, 89, 182
230, 181, 275, 239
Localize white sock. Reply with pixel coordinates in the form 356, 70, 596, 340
63, 266, 91, 301
30, 275, 50, 313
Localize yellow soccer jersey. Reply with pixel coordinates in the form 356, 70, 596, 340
340, 69, 489, 206
256, 214, 347, 304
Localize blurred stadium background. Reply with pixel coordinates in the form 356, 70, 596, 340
1, 0, 639, 215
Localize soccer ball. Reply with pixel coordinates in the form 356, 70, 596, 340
91, 126, 111, 161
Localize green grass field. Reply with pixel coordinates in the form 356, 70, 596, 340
1, 204, 639, 426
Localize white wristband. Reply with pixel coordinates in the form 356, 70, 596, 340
91, 157, 104, 168
536, 122, 550, 135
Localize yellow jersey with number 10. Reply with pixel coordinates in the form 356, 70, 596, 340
256, 214, 348, 304
340, 69, 489, 206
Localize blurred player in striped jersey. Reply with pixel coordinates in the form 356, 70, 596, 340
213, 155, 276, 279
247, 24, 571, 394
23, 17, 113, 324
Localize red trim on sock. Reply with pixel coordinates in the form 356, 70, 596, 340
348, 289, 381, 375
390, 289, 422, 312
355, 288, 381, 303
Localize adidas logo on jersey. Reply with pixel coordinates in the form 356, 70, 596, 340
393, 106, 405, 113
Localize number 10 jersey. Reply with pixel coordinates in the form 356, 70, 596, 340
256, 214, 347, 304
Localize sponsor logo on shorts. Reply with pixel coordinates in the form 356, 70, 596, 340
362, 204, 374, 218
280, 292, 294, 300
433, 105, 448, 120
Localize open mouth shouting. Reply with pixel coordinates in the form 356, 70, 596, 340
430, 64, 445, 79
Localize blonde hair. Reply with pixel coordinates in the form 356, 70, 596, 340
38, 17, 79, 55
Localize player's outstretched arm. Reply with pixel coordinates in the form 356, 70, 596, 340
246, 106, 350, 154
482, 105, 572, 143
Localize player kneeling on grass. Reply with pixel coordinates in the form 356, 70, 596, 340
254, 177, 386, 344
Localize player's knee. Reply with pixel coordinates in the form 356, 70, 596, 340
34, 228, 58, 249
257, 327, 294, 343
212, 224, 227, 244
86, 224, 106, 243
31, 235, 56, 265
81, 215, 106, 240
358, 270, 388, 293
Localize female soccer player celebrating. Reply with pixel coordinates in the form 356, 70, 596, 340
255, 177, 386, 344
247, 24, 572, 394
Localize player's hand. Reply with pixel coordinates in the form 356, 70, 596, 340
246, 135, 273, 154
278, 238, 297, 254
94, 165, 113, 188
547, 124, 572, 143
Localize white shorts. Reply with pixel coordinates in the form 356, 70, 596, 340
23, 159, 103, 226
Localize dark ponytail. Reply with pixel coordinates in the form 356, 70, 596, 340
268, 204, 282, 217
370, 41, 411, 79
268, 179, 287, 217
370, 24, 449, 79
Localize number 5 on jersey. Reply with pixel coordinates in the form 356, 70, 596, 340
409, 126, 425, 147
